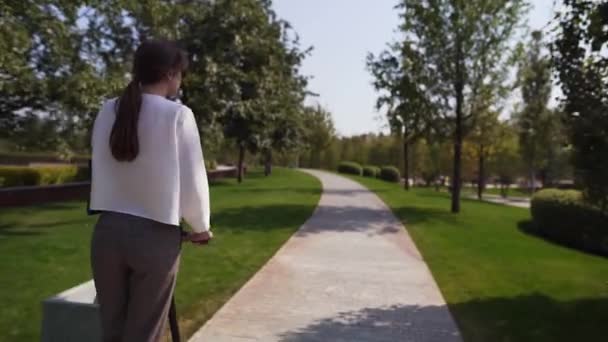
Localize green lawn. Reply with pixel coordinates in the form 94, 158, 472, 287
349, 175, 608, 342
0, 168, 321, 341
461, 186, 531, 198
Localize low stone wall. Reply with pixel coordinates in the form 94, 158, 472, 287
0, 167, 238, 207
0, 182, 90, 207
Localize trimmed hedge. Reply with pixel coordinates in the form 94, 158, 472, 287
338, 161, 363, 176
0, 165, 90, 188
531, 189, 608, 256
363, 165, 380, 178
379, 166, 401, 183
0, 152, 90, 165
205, 160, 218, 171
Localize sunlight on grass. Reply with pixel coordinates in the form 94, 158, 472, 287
349, 175, 608, 342
0, 168, 321, 341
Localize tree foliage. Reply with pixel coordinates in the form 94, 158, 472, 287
553, 0, 608, 212
1, 0, 311, 184
380, 0, 528, 212
367, 41, 432, 190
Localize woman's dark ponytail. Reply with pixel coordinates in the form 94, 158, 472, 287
110, 79, 142, 162
109, 40, 188, 162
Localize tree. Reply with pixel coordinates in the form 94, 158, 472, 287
263, 107, 306, 176
260, 18, 310, 176
395, 0, 528, 212
0, 1, 121, 151
300, 105, 336, 169
536, 109, 571, 187
1, 0, 166, 151
489, 121, 522, 197
553, 0, 608, 212
514, 30, 553, 193
367, 42, 431, 190
468, 110, 501, 199
179, 0, 308, 182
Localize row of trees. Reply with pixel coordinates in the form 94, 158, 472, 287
1, 0, 323, 183
301, 120, 571, 193
363, 0, 607, 213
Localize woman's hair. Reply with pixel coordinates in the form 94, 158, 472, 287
110, 40, 189, 162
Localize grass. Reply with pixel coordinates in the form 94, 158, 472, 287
0, 168, 321, 342
348, 175, 608, 342
461, 186, 531, 198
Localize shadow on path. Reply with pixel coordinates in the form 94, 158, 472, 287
278, 303, 461, 342
278, 294, 608, 342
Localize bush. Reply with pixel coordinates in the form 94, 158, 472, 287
0, 165, 89, 188
0, 167, 40, 187
531, 189, 608, 256
363, 165, 380, 178
0, 152, 90, 165
379, 166, 401, 183
205, 160, 218, 171
338, 161, 362, 176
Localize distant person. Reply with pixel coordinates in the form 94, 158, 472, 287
89, 40, 213, 342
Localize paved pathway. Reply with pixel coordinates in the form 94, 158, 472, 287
189, 170, 462, 342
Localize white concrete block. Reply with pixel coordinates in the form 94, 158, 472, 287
41, 280, 101, 342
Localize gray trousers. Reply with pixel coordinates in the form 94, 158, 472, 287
91, 211, 181, 342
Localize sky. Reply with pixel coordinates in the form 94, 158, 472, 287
272, 0, 558, 136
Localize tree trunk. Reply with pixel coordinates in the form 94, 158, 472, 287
451, 11, 463, 214
452, 114, 463, 213
529, 164, 536, 195
264, 149, 272, 176
477, 145, 485, 200
403, 139, 410, 190
237, 145, 245, 183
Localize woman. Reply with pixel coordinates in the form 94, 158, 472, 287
89, 40, 213, 342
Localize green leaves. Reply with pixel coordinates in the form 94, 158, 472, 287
2, 0, 310, 164
553, 0, 608, 212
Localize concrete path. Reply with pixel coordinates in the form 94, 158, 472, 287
189, 170, 462, 342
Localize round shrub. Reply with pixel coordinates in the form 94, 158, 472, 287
363, 166, 380, 178
379, 166, 401, 183
531, 189, 608, 256
338, 161, 362, 176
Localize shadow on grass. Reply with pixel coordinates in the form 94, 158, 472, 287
0, 218, 91, 231
0, 217, 92, 239
517, 220, 608, 259
412, 190, 451, 199
212, 204, 318, 234
277, 294, 608, 342
213, 204, 403, 237
0, 230, 44, 237
392, 206, 461, 227
231, 188, 386, 196
29, 202, 82, 211
221, 187, 322, 196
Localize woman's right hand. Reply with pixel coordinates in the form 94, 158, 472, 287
187, 231, 213, 245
